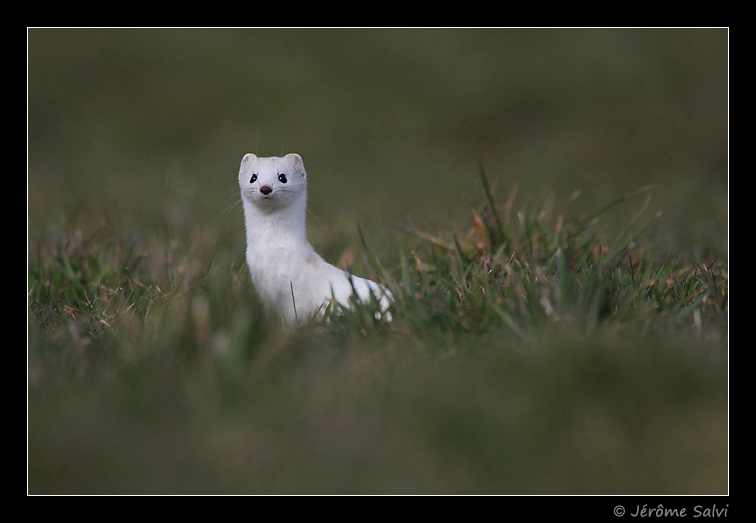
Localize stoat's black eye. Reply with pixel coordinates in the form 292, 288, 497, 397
250, 174, 257, 183
278, 173, 288, 184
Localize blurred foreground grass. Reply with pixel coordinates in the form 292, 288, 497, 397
28, 28, 727, 495
27, 171, 727, 494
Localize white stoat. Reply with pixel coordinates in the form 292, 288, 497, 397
238, 152, 393, 325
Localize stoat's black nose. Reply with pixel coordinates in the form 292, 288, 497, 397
260, 185, 272, 195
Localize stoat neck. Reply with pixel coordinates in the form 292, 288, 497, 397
242, 194, 308, 250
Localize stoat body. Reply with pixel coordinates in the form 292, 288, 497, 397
238, 153, 393, 325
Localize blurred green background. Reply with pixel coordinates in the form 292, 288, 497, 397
28, 28, 727, 250
28, 28, 728, 496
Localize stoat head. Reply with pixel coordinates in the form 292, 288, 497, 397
238, 153, 307, 210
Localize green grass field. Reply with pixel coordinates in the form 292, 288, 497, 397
28, 28, 727, 496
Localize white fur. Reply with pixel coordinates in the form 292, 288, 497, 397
238, 153, 393, 325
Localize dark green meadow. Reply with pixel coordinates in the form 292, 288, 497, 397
28, 29, 727, 496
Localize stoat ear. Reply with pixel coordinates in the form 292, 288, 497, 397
285, 153, 306, 178
239, 153, 257, 177
241, 153, 257, 168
